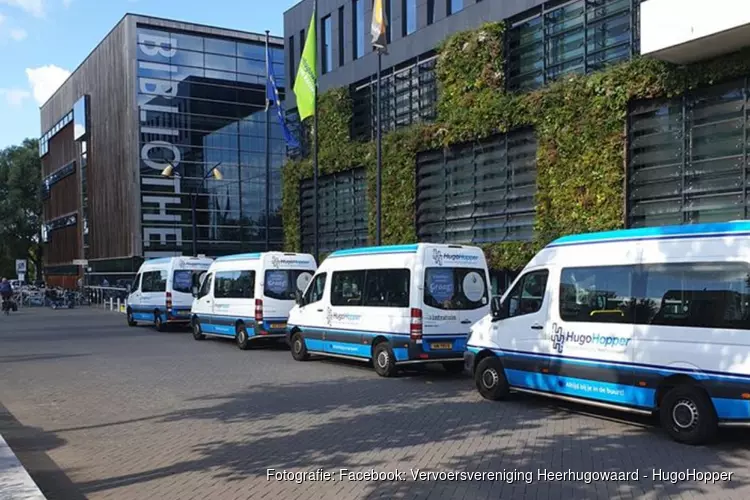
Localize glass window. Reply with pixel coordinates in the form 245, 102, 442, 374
322, 15, 333, 74
331, 270, 366, 306
559, 266, 634, 323
404, 0, 417, 35
264, 269, 315, 300
338, 7, 345, 66
304, 273, 327, 304
142, 270, 167, 293
288, 35, 296, 83
132, 274, 142, 293
205, 37, 237, 56
214, 270, 255, 299
173, 270, 205, 294
199, 273, 213, 298
171, 50, 205, 68
424, 267, 489, 311
427, 0, 435, 24
300, 168, 368, 255
363, 269, 411, 307
205, 54, 237, 72
628, 80, 750, 227
353, 0, 365, 59
505, 270, 548, 318
416, 128, 537, 244
447, 0, 463, 16
171, 33, 204, 51
508, 0, 639, 91
637, 262, 750, 330
73, 96, 87, 141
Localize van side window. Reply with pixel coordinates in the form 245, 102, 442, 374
559, 266, 634, 324
423, 268, 489, 310
638, 262, 750, 330
304, 273, 327, 304
363, 269, 410, 307
506, 270, 549, 318
142, 270, 167, 293
331, 271, 366, 306
199, 273, 213, 298
214, 271, 255, 299
132, 274, 141, 292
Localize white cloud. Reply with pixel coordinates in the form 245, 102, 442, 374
0, 0, 45, 18
0, 88, 31, 107
25, 65, 71, 105
62, 0, 71, 7
9, 27, 26, 40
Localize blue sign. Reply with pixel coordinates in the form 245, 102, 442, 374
428, 269, 454, 303
266, 271, 289, 294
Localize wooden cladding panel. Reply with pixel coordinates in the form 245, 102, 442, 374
46, 225, 80, 266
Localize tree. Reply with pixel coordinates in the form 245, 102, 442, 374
0, 139, 43, 280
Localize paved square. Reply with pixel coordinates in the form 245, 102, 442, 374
1, 308, 750, 499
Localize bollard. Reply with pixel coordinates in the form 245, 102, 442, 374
109, 297, 113, 311
117, 298, 121, 312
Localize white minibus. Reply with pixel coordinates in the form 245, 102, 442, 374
465, 221, 750, 445
287, 243, 491, 377
127, 256, 213, 331
191, 252, 316, 349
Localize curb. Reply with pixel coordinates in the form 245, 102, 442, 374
0, 433, 46, 499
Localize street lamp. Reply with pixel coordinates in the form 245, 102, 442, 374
160, 161, 223, 257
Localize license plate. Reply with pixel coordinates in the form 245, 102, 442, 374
431, 342, 452, 350
270, 323, 286, 329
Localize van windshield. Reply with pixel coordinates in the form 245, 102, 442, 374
173, 270, 206, 294
423, 267, 488, 310
264, 269, 315, 300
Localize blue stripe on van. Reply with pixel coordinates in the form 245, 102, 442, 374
546, 221, 750, 248
328, 244, 419, 258
215, 253, 261, 262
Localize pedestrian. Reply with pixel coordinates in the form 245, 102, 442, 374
102, 278, 110, 287
0, 278, 13, 315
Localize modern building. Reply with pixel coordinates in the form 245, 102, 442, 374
39, 14, 286, 288
283, 0, 750, 293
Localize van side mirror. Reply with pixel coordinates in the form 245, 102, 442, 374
126, 284, 131, 293
192, 286, 199, 297
491, 296, 507, 321
295, 290, 303, 305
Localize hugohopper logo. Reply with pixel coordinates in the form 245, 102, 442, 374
432, 249, 480, 267
549, 323, 631, 354
272, 255, 311, 268
326, 307, 361, 326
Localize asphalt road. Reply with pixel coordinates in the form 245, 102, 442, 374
1, 307, 750, 499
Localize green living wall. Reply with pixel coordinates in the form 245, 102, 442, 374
282, 21, 750, 270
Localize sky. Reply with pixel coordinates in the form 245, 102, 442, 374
0, 0, 299, 149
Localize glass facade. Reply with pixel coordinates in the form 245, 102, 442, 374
300, 168, 368, 254
322, 15, 333, 74
136, 26, 286, 258
507, 0, 641, 92
38, 110, 73, 157
416, 128, 538, 244
351, 52, 437, 140
41, 160, 76, 200
404, 0, 417, 35
628, 79, 750, 227
353, 0, 365, 59
448, 0, 463, 16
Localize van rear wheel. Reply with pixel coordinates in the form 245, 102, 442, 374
290, 332, 309, 361
475, 357, 509, 401
236, 324, 251, 350
660, 385, 717, 445
154, 311, 166, 332
373, 342, 398, 378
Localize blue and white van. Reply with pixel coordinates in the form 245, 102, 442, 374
191, 252, 317, 349
287, 243, 491, 377
127, 256, 213, 331
465, 221, 750, 445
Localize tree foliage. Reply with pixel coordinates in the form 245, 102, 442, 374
0, 138, 43, 279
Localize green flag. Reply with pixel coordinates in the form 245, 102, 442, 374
294, 9, 317, 121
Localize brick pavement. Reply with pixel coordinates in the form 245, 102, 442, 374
1, 308, 750, 499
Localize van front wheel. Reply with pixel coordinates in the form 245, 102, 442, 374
192, 318, 205, 340
660, 385, 717, 445
373, 342, 398, 378
475, 357, 509, 401
236, 324, 251, 350
290, 332, 309, 361
127, 309, 137, 327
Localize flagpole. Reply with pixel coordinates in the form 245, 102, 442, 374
313, 0, 319, 262
265, 30, 271, 252
375, 50, 382, 247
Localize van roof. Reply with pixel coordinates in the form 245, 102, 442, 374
547, 220, 750, 248
328, 244, 420, 258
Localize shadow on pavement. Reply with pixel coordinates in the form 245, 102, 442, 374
0, 401, 87, 500
71, 375, 750, 499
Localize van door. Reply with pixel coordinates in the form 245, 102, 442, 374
325, 270, 367, 357
493, 268, 552, 390
141, 269, 168, 322
296, 272, 328, 352
193, 273, 214, 333
128, 273, 143, 319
